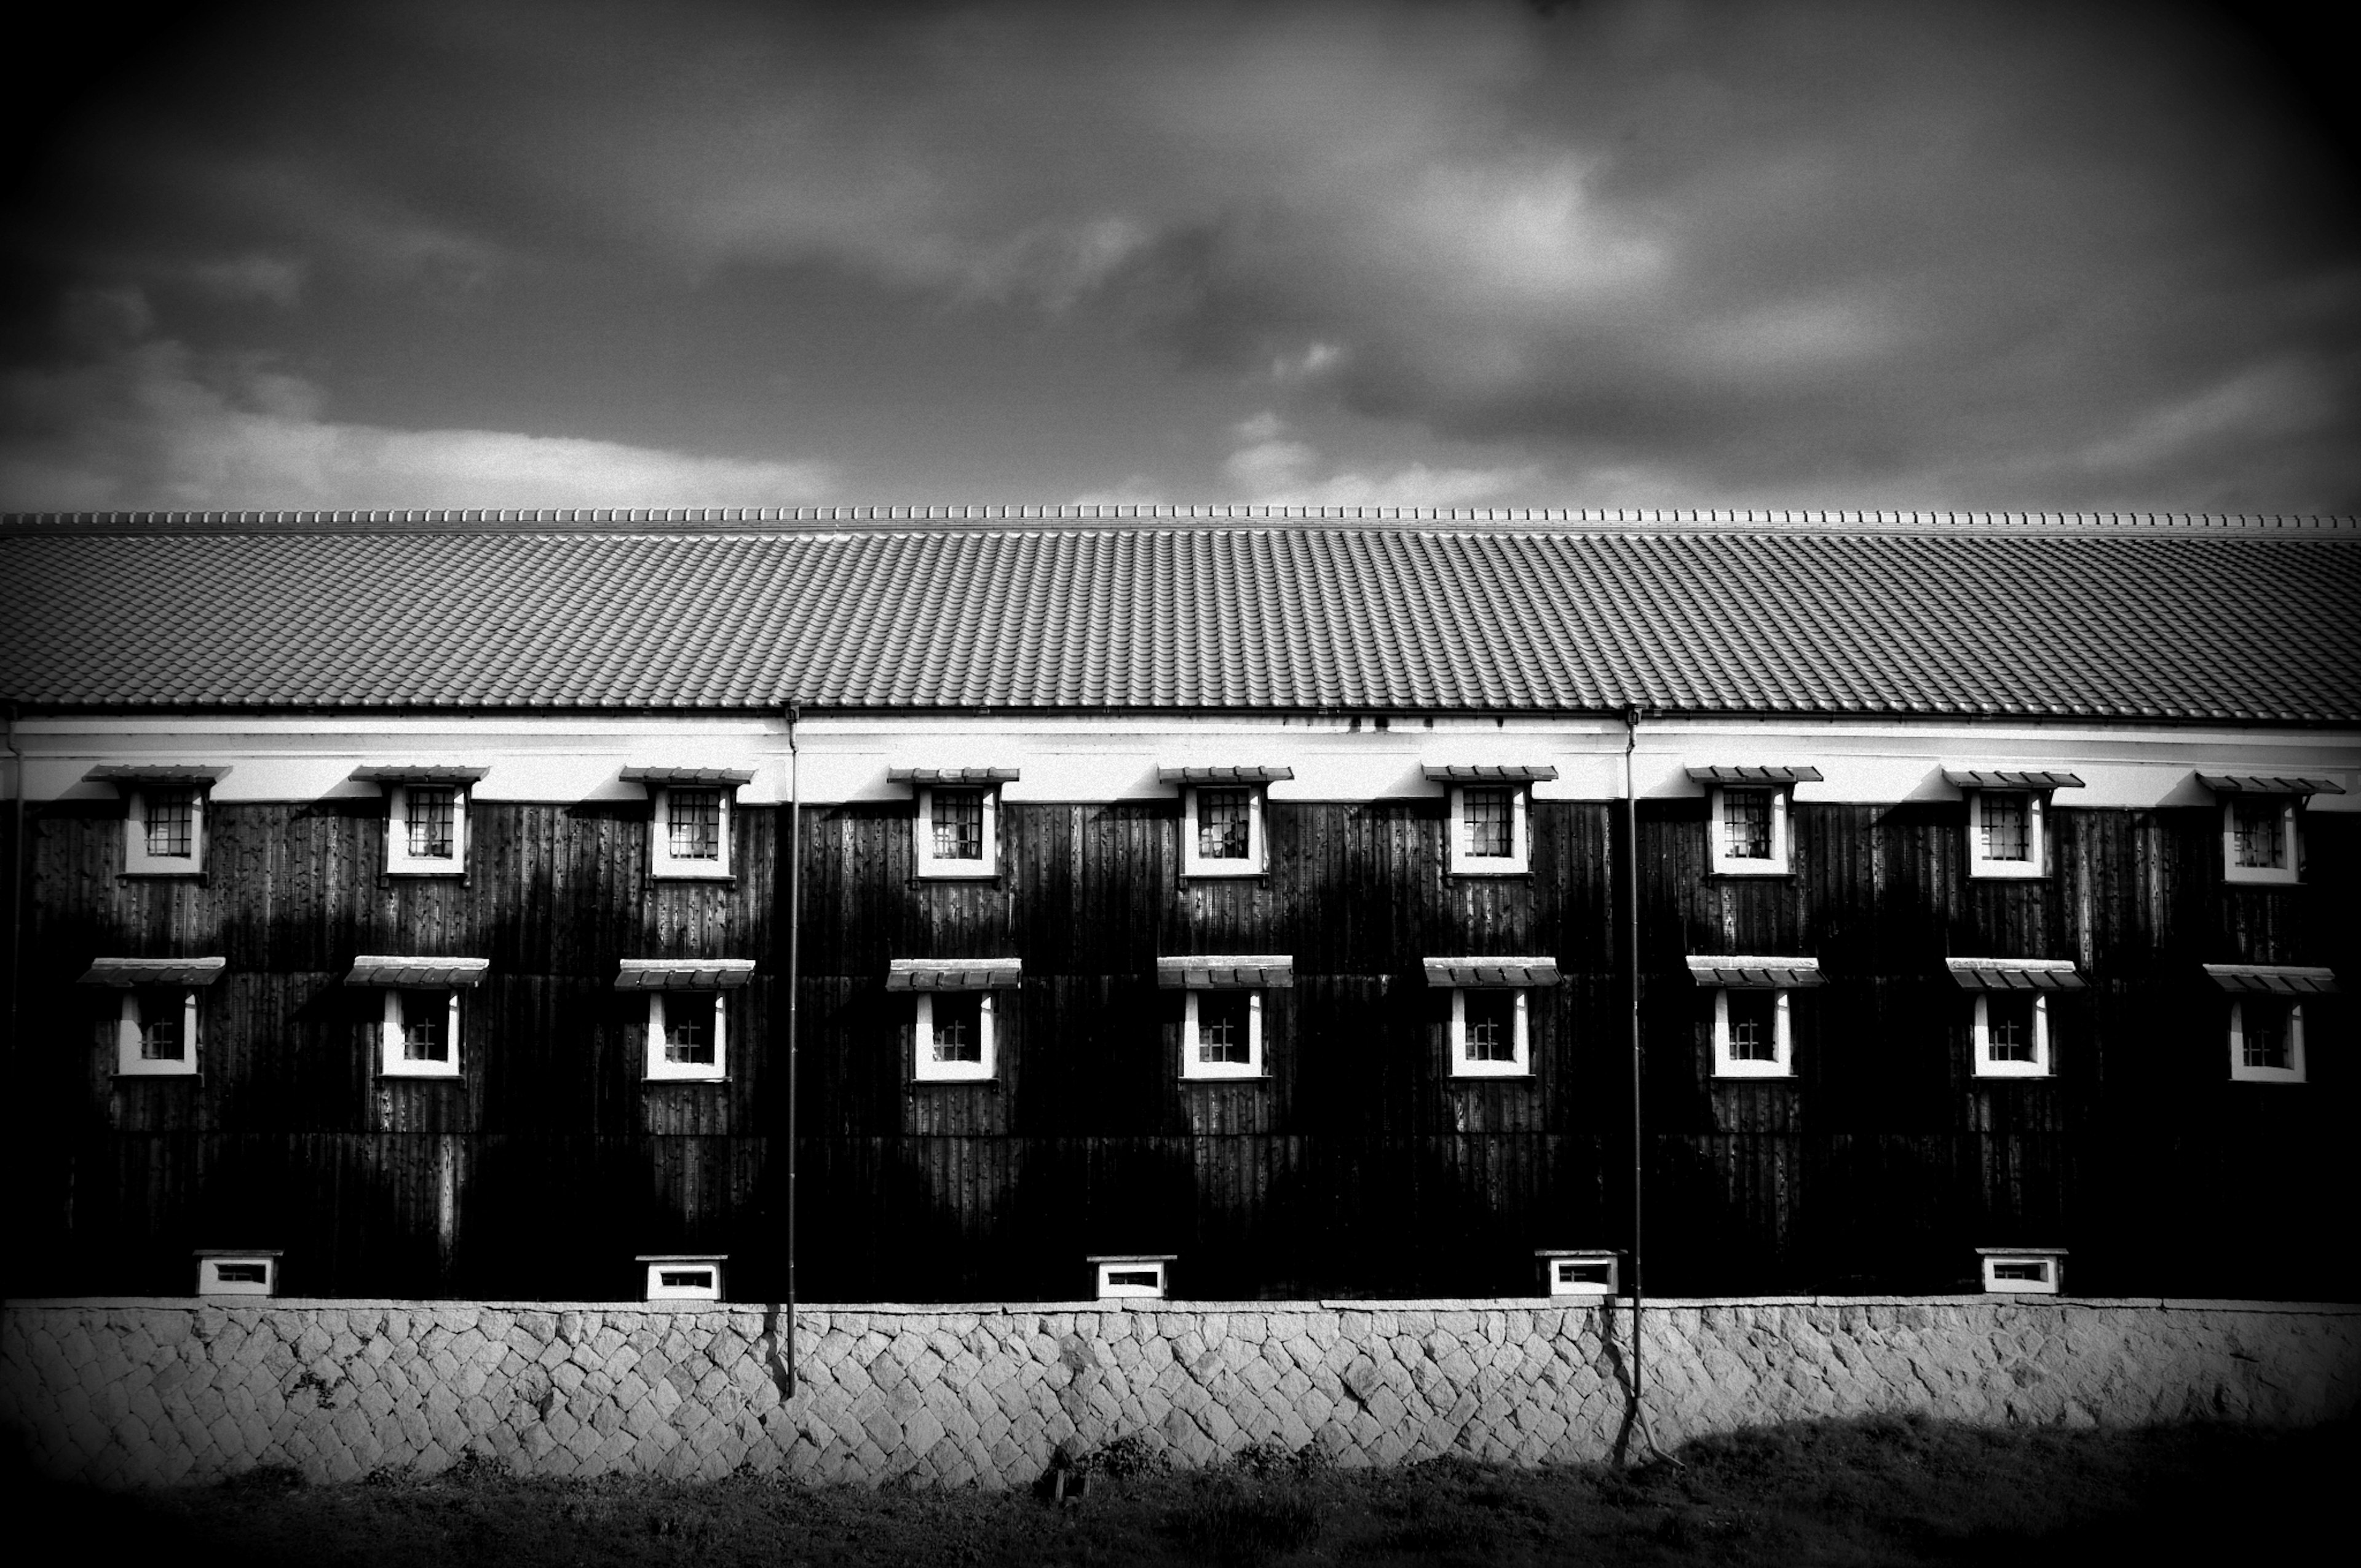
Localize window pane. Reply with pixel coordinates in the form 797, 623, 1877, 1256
2241, 1002, 2289, 1069
667, 789, 722, 860
2231, 801, 2286, 869
1196, 991, 1252, 1064
1722, 790, 1772, 860
666, 992, 716, 1064
1726, 991, 1778, 1060
1463, 990, 1517, 1061
401, 992, 449, 1062
144, 789, 195, 857
930, 993, 984, 1063
1979, 794, 2030, 862
406, 787, 457, 858
1986, 994, 2036, 1062
138, 991, 184, 1060
1464, 788, 1513, 857
1196, 788, 1252, 860
932, 790, 984, 860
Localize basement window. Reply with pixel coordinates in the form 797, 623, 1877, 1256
1978, 1249, 2065, 1295
1536, 1250, 1620, 1297
1090, 1255, 1174, 1300
639, 1255, 725, 1302
195, 1251, 282, 1297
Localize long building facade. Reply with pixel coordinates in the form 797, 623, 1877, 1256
2, 508, 2355, 1304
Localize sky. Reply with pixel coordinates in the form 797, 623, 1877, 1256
2, 0, 2356, 515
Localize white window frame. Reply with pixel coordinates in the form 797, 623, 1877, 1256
1980, 1253, 2063, 1294
1707, 785, 1791, 876
1449, 988, 1530, 1078
1964, 790, 2046, 880
384, 782, 469, 876
1180, 784, 1268, 877
1093, 1257, 1171, 1299
1447, 783, 1530, 876
1712, 988, 1793, 1078
379, 988, 462, 1079
1182, 989, 1264, 1080
914, 785, 999, 879
1971, 991, 2051, 1078
124, 785, 207, 876
913, 990, 997, 1082
116, 988, 201, 1077
650, 784, 735, 881
2228, 998, 2307, 1084
2221, 798, 2301, 886
196, 1254, 280, 1297
643, 1258, 725, 1301
644, 989, 729, 1082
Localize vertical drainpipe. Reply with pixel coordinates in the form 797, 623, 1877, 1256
783, 702, 802, 1397
1624, 705, 1647, 1447
5, 703, 21, 1064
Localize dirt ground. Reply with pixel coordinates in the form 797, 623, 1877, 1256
15, 1415, 2350, 1567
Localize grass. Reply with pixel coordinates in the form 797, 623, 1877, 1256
13, 1416, 2351, 1567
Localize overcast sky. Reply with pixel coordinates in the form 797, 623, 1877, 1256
2, 1, 2355, 514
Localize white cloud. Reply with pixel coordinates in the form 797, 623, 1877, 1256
0, 293, 833, 512
1217, 412, 1533, 507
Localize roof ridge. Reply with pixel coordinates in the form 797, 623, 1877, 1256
3, 506, 2357, 537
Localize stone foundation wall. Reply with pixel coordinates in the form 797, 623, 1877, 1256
6, 1296, 2355, 1490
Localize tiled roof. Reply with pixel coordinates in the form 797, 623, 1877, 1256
2, 510, 2357, 721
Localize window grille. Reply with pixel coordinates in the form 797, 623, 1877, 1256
1196, 991, 1252, 1064
931, 994, 984, 1063
138, 991, 184, 1060
2241, 1002, 2289, 1071
1722, 789, 1773, 860
1726, 991, 1778, 1061
1463, 991, 1517, 1061
401, 993, 449, 1063
1196, 788, 1252, 860
1985, 995, 2037, 1063
666, 788, 722, 860
1979, 793, 2031, 862
932, 789, 984, 860
2231, 799, 2286, 869
144, 788, 195, 858
665, 994, 716, 1065
1464, 786, 1514, 858
406, 786, 457, 858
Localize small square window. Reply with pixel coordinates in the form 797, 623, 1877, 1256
2229, 998, 2306, 1083
651, 785, 735, 879
914, 990, 997, 1082
1182, 989, 1264, 1079
915, 785, 1000, 877
1447, 785, 1530, 875
1450, 988, 1530, 1077
646, 990, 728, 1081
1712, 988, 1793, 1077
2222, 798, 2301, 885
1181, 785, 1268, 876
381, 989, 461, 1078
1707, 786, 1792, 876
1966, 791, 2047, 879
1974, 991, 2051, 1077
384, 783, 469, 876
116, 987, 200, 1077
124, 786, 207, 875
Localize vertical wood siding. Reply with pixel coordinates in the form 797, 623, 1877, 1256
5, 792, 2352, 1301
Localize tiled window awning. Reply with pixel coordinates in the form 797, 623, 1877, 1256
1157, 766, 1295, 784
1423, 957, 1562, 988
2202, 964, 2339, 996
2196, 774, 2346, 797
349, 956, 491, 988
1422, 764, 1559, 783
349, 764, 489, 785
888, 766, 1020, 785
1685, 765, 1824, 785
619, 766, 757, 786
1941, 769, 2085, 790
885, 958, 1024, 991
615, 958, 757, 991
1946, 958, 2086, 991
79, 956, 227, 988
1157, 955, 1294, 989
84, 764, 229, 785
1685, 954, 1825, 989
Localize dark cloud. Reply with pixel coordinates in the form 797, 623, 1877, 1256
3, 0, 2355, 510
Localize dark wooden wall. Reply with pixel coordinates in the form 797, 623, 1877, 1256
5, 786, 2352, 1302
